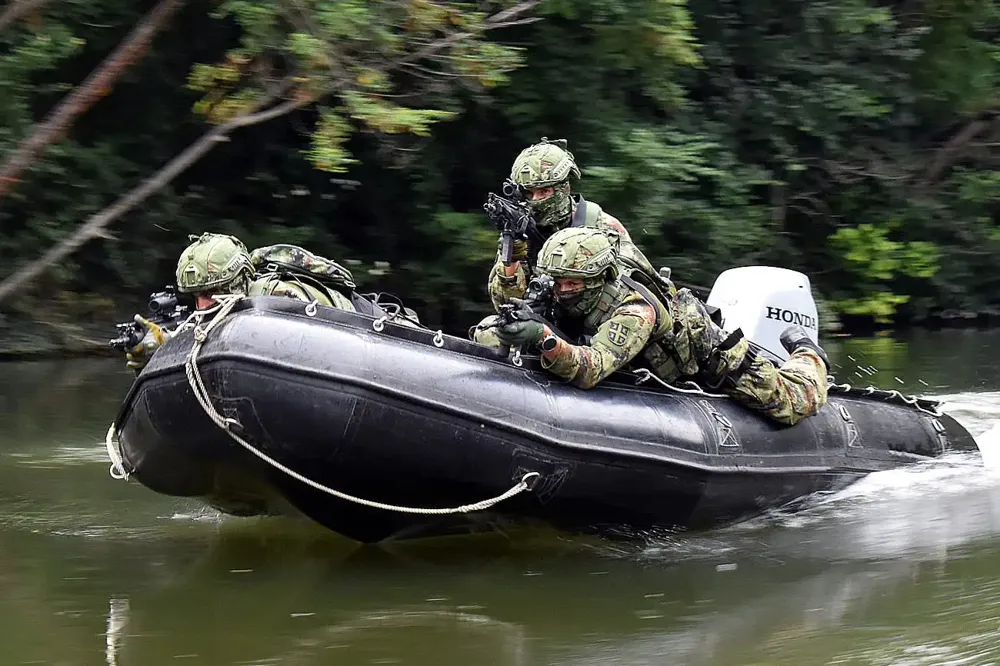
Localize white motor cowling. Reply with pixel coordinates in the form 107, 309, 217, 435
704, 266, 819, 362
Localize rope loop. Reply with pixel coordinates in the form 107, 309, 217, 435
104, 423, 129, 481
631, 368, 728, 397
175, 296, 540, 516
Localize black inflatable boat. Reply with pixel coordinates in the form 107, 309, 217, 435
108, 296, 978, 543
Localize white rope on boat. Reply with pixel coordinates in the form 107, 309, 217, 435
102, 298, 227, 482
633, 367, 943, 417
827, 380, 943, 417
632, 368, 729, 397
105, 423, 128, 480
179, 295, 540, 515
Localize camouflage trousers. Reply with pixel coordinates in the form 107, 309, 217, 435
723, 343, 829, 426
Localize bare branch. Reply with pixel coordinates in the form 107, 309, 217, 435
919, 109, 1000, 190
394, 0, 539, 70
0, 0, 543, 300
0, 0, 185, 201
485, 17, 541, 30
0, 0, 48, 33
482, 1, 542, 28
0, 82, 315, 304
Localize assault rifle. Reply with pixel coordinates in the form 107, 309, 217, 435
496, 274, 555, 328
108, 286, 192, 352
483, 178, 536, 265
495, 274, 571, 351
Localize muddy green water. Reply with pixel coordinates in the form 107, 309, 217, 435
3, 329, 1000, 666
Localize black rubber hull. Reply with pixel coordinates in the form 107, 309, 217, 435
113, 298, 978, 543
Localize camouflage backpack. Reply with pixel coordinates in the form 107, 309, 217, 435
249, 244, 357, 296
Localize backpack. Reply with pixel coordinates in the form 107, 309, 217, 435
250, 244, 425, 324
249, 244, 357, 296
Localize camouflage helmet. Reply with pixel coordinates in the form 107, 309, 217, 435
536, 227, 621, 281
510, 137, 581, 189
175, 232, 254, 294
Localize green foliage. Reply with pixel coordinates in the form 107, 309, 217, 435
307, 107, 355, 172
0, 0, 998, 336
584, 125, 775, 286
0, 18, 83, 152
827, 221, 941, 321
187, 0, 528, 172
834, 292, 910, 324
831, 223, 939, 281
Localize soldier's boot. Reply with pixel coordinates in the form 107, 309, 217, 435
780, 325, 830, 373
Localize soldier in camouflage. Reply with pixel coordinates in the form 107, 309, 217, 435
124, 233, 356, 372
472, 137, 657, 346
493, 227, 830, 426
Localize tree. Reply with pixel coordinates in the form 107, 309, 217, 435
0, 0, 184, 200
0, 0, 539, 304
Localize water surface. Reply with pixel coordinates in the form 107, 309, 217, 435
2, 330, 1000, 665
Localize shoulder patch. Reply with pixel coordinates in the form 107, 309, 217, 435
606, 321, 631, 346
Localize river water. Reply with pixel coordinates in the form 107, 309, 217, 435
3, 329, 1000, 666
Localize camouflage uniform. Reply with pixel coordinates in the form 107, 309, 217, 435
125, 234, 358, 372
515, 228, 829, 426
487, 201, 653, 310
475, 137, 656, 346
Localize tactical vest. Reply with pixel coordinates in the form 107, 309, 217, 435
580, 271, 674, 345
582, 272, 751, 387
249, 272, 334, 306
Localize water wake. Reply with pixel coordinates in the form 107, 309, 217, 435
632, 391, 1000, 563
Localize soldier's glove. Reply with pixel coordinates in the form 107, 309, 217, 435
125, 315, 173, 373
496, 319, 546, 349
497, 236, 529, 263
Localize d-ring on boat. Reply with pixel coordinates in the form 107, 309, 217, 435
106, 266, 978, 543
